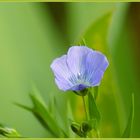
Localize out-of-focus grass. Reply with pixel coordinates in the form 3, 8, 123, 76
108, 3, 140, 137
66, 3, 115, 43
0, 3, 68, 137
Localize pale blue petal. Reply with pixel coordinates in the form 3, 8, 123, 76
90, 70, 104, 86
55, 78, 71, 91
67, 46, 92, 77
85, 51, 109, 86
50, 55, 73, 91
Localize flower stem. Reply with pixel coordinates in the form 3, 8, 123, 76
82, 96, 88, 121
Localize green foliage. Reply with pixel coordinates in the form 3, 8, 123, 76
0, 124, 20, 138
81, 121, 92, 134
0, 3, 67, 137
15, 88, 69, 138
88, 91, 101, 129
122, 93, 134, 138
71, 122, 83, 137
71, 121, 92, 137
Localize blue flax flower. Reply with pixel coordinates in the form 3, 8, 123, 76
51, 46, 109, 91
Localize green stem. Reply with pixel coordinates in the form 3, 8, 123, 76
82, 96, 88, 121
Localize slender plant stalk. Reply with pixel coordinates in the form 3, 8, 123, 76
82, 96, 88, 121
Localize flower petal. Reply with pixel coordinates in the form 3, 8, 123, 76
50, 55, 73, 91
85, 51, 109, 86
67, 46, 93, 76
55, 78, 71, 91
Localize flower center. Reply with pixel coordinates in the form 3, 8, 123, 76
69, 72, 91, 87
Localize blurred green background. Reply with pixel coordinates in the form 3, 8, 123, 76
0, 2, 139, 137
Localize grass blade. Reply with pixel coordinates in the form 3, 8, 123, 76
88, 92, 101, 128
122, 93, 134, 137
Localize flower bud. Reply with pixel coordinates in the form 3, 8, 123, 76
81, 121, 92, 133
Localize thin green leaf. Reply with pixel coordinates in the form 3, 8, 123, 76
14, 102, 32, 112
88, 92, 101, 128
122, 93, 134, 138
14, 102, 55, 136
52, 97, 69, 137
0, 126, 21, 138
15, 89, 68, 137
30, 93, 64, 137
